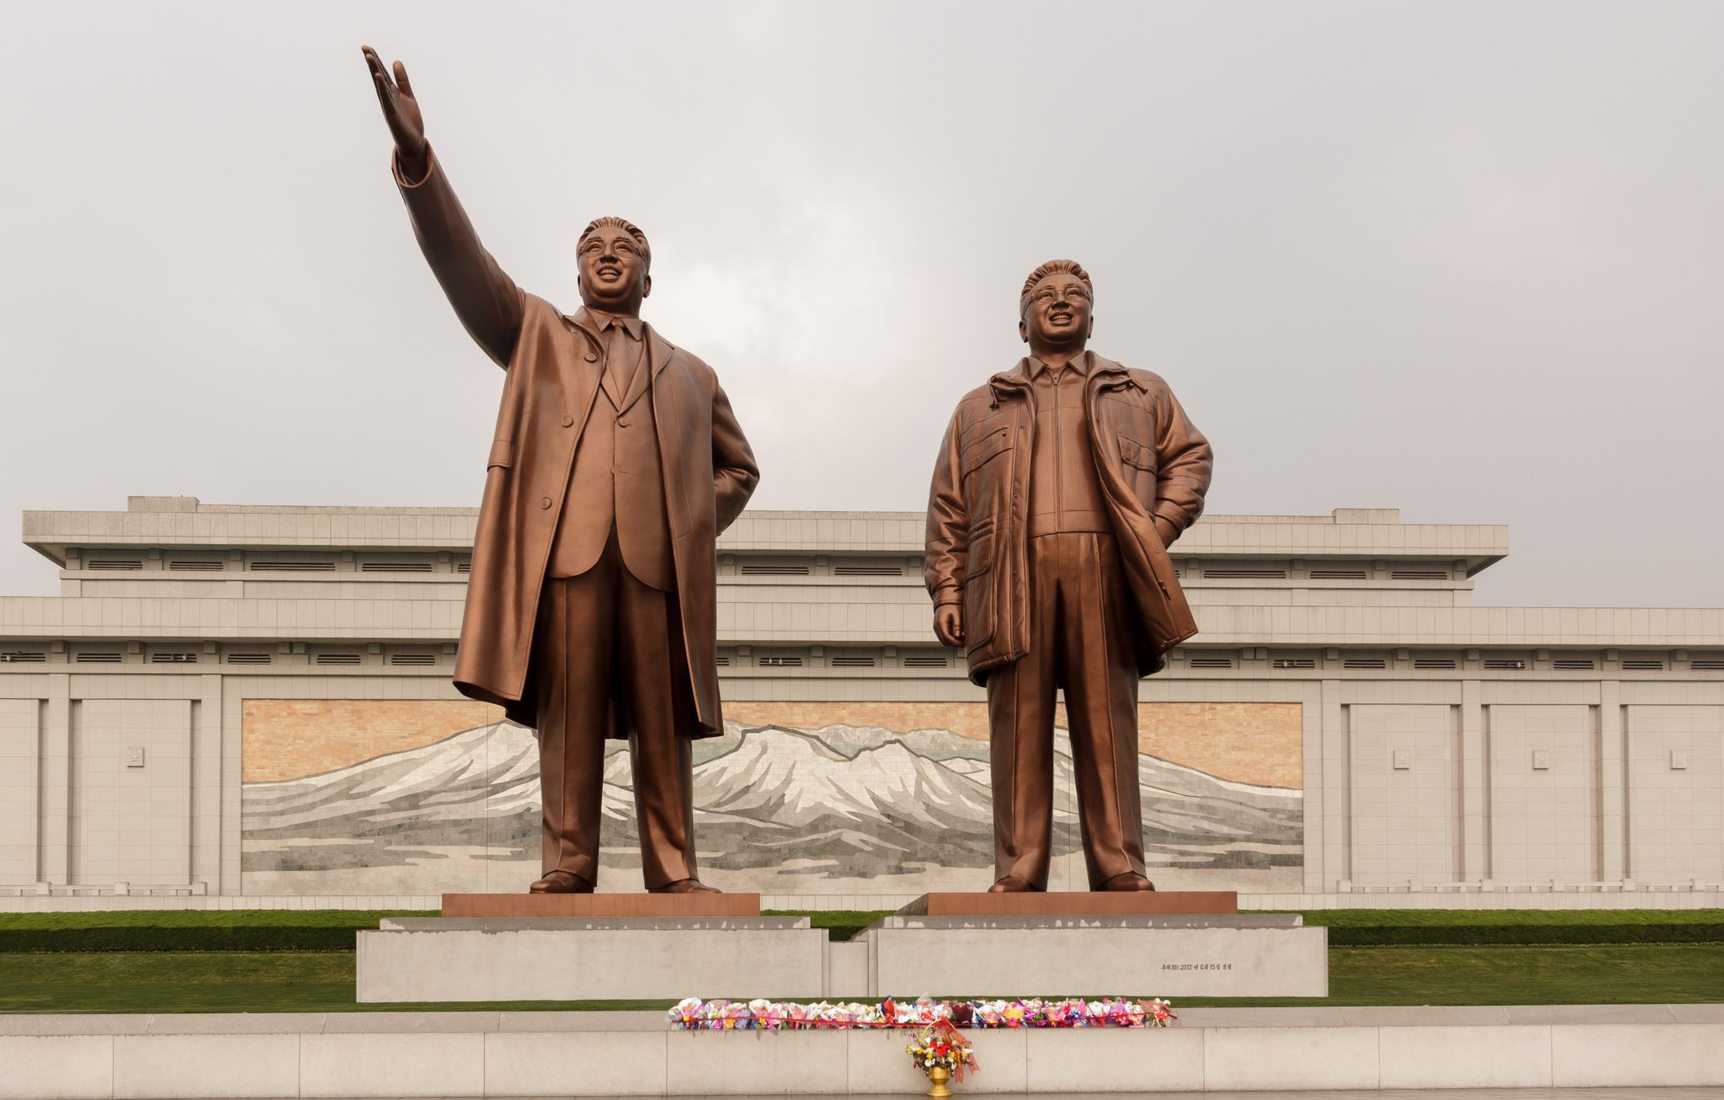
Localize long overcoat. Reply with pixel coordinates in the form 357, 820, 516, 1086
924, 353, 1212, 684
394, 151, 758, 735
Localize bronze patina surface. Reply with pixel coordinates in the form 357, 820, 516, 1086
925, 260, 1214, 892
364, 48, 758, 894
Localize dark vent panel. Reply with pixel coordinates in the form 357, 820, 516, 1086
389, 654, 437, 667
757, 656, 803, 668
251, 561, 337, 573
740, 563, 812, 576
168, 560, 224, 572
87, 560, 143, 571
831, 656, 876, 668
1413, 658, 1458, 670
362, 562, 435, 573
149, 653, 198, 665
903, 655, 950, 669
314, 653, 362, 666
0, 651, 47, 663
225, 653, 272, 665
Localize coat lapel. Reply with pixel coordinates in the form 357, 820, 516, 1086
620, 325, 676, 415
557, 311, 608, 434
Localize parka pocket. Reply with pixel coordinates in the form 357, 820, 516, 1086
961, 426, 1013, 477
961, 531, 998, 651
1118, 436, 1156, 472
486, 439, 514, 470
964, 529, 996, 579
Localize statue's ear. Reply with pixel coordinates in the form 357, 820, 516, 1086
641, 273, 653, 300
1087, 314, 1095, 338
1018, 319, 1029, 344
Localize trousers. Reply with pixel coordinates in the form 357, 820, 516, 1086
532, 533, 698, 888
985, 531, 1146, 889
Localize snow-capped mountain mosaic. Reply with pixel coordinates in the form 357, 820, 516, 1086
241, 720, 1303, 895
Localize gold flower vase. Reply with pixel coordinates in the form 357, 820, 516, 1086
924, 1064, 953, 1099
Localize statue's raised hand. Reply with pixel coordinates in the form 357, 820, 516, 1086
362, 46, 428, 178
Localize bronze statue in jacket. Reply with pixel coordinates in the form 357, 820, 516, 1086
925, 260, 1213, 892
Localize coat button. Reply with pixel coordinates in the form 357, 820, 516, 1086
540, 497, 552, 510
561, 415, 574, 428
618, 419, 630, 428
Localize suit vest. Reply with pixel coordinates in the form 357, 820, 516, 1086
546, 371, 675, 591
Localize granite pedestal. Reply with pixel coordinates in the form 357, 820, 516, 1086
357, 891, 1326, 1002
356, 916, 827, 1003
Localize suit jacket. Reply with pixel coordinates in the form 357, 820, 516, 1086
393, 149, 758, 735
924, 353, 1211, 684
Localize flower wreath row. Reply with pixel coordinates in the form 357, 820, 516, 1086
669, 995, 1176, 1030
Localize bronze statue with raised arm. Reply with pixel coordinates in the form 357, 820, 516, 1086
362, 48, 758, 895
925, 260, 1213, 893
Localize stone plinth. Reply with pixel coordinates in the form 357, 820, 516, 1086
441, 892, 761, 917
356, 916, 822, 1003
857, 914, 1328, 998
9, 1005, 1720, 1096
901, 890, 1238, 916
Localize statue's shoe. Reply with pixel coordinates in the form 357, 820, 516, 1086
986, 875, 1044, 893
1100, 872, 1157, 892
650, 878, 721, 894
528, 869, 595, 894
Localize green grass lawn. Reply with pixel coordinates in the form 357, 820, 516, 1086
1, 909, 1718, 1014
2, 944, 1720, 1014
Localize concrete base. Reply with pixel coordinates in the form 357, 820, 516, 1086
359, 912, 1327, 1001
858, 914, 1328, 998
356, 918, 827, 1002
2, 1005, 1720, 1096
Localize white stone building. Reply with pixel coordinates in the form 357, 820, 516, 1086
0, 496, 1720, 907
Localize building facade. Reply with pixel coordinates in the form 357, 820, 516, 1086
0, 496, 1720, 904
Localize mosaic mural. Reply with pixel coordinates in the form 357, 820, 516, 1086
241, 700, 1304, 895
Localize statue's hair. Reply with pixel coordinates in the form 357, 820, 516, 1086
1019, 259, 1092, 314
578, 216, 652, 270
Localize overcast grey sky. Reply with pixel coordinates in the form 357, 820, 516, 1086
1, 1, 1720, 607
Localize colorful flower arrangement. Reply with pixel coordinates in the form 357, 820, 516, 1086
667, 995, 1176, 1030
908, 1018, 977, 1082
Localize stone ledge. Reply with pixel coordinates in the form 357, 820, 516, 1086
0, 1009, 1719, 1096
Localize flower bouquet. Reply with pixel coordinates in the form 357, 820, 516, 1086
906, 1018, 977, 1098
667, 995, 1177, 1031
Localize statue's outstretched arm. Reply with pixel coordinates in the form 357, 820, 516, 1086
363, 47, 524, 369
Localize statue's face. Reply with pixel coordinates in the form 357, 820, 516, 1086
1019, 272, 1093, 348
576, 225, 651, 312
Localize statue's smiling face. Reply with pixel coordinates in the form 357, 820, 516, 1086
576, 224, 651, 311
1021, 272, 1092, 347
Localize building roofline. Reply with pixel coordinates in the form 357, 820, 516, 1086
21, 498, 1511, 574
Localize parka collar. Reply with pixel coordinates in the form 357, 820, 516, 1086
988, 350, 1128, 400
